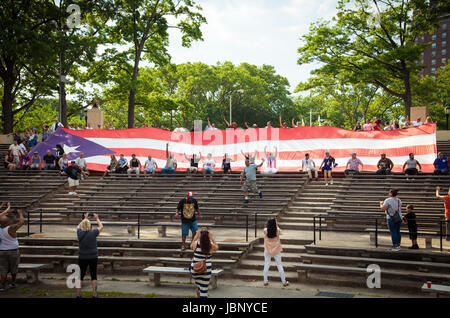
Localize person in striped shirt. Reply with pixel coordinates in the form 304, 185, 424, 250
189, 229, 219, 298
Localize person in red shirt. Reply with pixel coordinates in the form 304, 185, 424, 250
436, 186, 450, 241
223, 118, 238, 130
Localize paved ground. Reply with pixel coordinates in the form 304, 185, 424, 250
1, 273, 421, 298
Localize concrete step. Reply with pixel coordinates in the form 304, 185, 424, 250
228, 268, 298, 282
239, 259, 299, 272
277, 222, 317, 230
246, 251, 303, 262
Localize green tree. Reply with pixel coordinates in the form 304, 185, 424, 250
103, 0, 206, 129
297, 0, 450, 118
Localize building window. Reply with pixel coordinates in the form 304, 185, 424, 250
443, 32, 447, 39
431, 59, 436, 65
421, 59, 424, 64
443, 58, 447, 64
432, 51, 436, 57
431, 68, 436, 73
443, 49, 447, 56
443, 24, 447, 30
432, 34, 436, 41
443, 41, 447, 47
432, 42, 436, 48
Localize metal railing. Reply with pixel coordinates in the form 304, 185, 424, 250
27, 209, 275, 242
313, 215, 448, 252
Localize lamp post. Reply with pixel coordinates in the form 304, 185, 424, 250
229, 89, 244, 124
446, 106, 450, 130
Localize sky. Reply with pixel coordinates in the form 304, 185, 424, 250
166, 0, 340, 93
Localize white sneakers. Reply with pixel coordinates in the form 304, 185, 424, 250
68, 192, 78, 195
389, 246, 401, 251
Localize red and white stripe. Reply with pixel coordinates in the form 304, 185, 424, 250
64, 124, 437, 172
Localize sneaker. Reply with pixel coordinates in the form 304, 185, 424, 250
68, 192, 74, 195
283, 281, 290, 287
325, 183, 328, 186
8, 282, 17, 289
410, 244, 419, 250
330, 180, 334, 185
394, 246, 401, 251
259, 191, 263, 199
181, 245, 186, 252
263, 282, 269, 287
73, 192, 78, 195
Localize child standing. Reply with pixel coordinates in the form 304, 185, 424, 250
403, 205, 419, 249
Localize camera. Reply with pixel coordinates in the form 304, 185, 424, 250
88, 213, 94, 217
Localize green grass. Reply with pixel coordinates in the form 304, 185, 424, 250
110, 278, 120, 282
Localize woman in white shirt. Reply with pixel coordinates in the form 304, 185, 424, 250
263, 218, 289, 287
203, 154, 215, 179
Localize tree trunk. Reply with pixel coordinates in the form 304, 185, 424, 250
59, 51, 68, 127
1, 76, 15, 134
403, 70, 412, 119
128, 53, 141, 129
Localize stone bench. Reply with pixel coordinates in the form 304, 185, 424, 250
365, 228, 437, 248
421, 283, 450, 298
154, 222, 214, 237
143, 266, 224, 290
19, 263, 47, 284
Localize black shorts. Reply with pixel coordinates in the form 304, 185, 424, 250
405, 168, 418, 175
78, 258, 98, 281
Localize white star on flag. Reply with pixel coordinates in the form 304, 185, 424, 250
61, 144, 80, 155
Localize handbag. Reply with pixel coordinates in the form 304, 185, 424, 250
193, 260, 207, 274
390, 198, 403, 224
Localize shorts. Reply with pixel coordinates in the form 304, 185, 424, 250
68, 177, 79, 187
405, 168, 418, 175
223, 167, 231, 173
0, 249, 20, 275
322, 167, 332, 172
78, 258, 98, 281
181, 221, 198, 237
31, 164, 40, 169
242, 180, 259, 193
203, 167, 214, 174
145, 167, 155, 173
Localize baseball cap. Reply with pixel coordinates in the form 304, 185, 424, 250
187, 192, 194, 198
352, 153, 357, 156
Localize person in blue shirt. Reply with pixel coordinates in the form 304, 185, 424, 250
115, 154, 129, 174
434, 152, 449, 175
319, 150, 336, 186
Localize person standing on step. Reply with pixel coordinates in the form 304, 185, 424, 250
190, 229, 219, 298
241, 158, 265, 204
62, 161, 82, 195
319, 150, 335, 186
301, 153, 318, 182
380, 188, 402, 251
0, 203, 24, 292
76, 213, 103, 298
175, 192, 201, 251
403, 205, 419, 249
436, 186, 450, 241
263, 218, 289, 288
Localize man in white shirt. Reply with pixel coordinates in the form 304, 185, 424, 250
203, 154, 216, 179
9, 140, 21, 160
75, 153, 89, 179
204, 118, 218, 131
301, 153, 318, 181
173, 124, 188, 133
144, 155, 158, 175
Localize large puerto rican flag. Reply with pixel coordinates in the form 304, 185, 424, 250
34, 124, 438, 173
38, 124, 436, 172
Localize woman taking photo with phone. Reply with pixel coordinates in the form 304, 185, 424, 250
190, 229, 219, 298
76, 213, 103, 298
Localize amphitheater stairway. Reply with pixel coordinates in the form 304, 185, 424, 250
18, 237, 260, 276
228, 238, 313, 283
277, 179, 344, 230
297, 244, 450, 293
